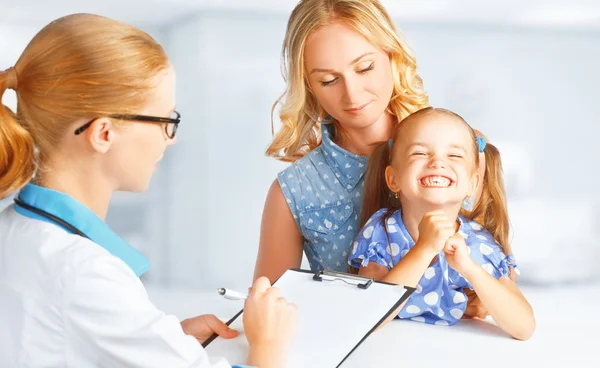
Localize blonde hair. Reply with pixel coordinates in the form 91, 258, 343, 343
360, 107, 511, 256
0, 13, 169, 199
266, 0, 429, 162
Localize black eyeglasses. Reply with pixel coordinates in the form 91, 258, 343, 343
74, 110, 181, 139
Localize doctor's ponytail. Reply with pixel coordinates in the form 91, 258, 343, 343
0, 69, 35, 199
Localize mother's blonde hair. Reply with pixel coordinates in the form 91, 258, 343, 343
267, 0, 429, 162
0, 13, 169, 199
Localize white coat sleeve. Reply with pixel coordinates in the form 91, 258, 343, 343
62, 254, 235, 368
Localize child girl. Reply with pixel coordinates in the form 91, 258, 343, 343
348, 107, 535, 340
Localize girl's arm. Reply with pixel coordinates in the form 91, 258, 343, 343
359, 244, 437, 328
462, 265, 535, 340
445, 234, 535, 340
360, 242, 436, 287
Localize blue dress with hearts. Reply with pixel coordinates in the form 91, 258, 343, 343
277, 123, 369, 272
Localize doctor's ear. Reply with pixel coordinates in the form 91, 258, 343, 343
79, 118, 117, 154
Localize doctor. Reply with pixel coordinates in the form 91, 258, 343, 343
0, 13, 296, 368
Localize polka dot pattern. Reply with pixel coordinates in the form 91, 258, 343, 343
347, 207, 520, 326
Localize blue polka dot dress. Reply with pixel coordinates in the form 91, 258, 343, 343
348, 208, 519, 325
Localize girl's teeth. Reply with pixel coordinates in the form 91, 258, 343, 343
420, 176, 451, 187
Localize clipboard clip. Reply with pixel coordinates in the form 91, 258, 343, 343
313, 270, 374, 289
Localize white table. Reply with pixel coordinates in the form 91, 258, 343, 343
147, 283, 599, 367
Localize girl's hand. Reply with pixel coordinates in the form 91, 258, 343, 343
462, 289, 489, 319
416, 210, 456, 256
443, 233, 476, 275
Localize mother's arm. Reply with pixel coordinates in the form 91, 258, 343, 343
253, 179, 304, 284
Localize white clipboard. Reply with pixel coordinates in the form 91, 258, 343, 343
203, 269, 415, 368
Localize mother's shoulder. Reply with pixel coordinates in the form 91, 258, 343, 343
278, 146, 330, 178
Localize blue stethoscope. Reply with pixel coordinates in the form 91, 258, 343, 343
13, 197, 90, 239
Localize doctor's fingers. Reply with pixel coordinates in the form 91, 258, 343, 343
264, 286, 281, 300
250, 276, 272, 296
203, 315, 238, 338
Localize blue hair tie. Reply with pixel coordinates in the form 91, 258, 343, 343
388, 139, 393, 149
476, 136, 487, 153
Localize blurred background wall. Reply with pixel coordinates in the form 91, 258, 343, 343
1, 0, 599, 293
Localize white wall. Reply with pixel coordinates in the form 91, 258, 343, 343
163, 12, 290, 290
0, 24, 38, 113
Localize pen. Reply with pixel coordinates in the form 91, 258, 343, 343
218, 288, 248, 300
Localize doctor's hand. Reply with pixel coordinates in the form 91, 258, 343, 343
244, 276, 298, 368
181, 314, 238, 344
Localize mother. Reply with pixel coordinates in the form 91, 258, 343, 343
254, 0, 495, 317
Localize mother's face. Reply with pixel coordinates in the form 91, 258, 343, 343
304, 22, 394, 130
